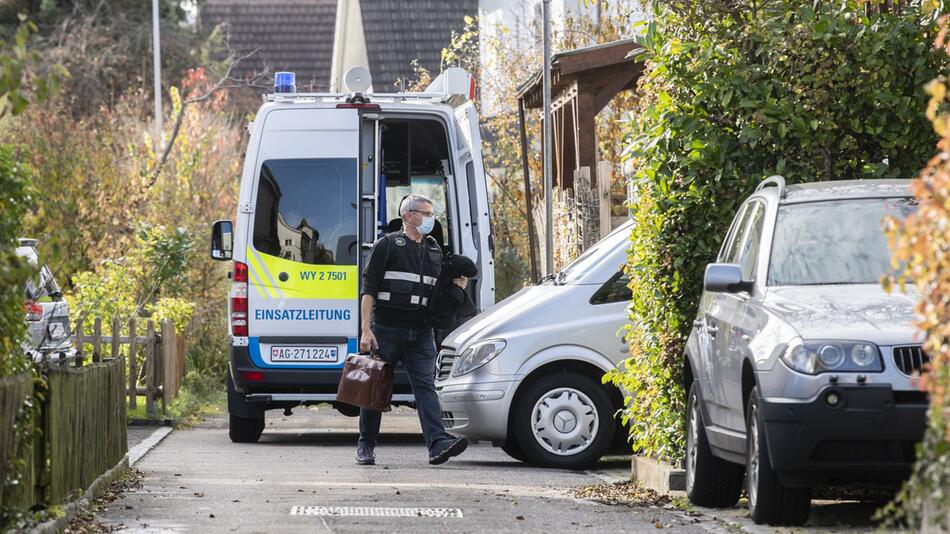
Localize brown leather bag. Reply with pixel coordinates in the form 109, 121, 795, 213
336, 352, 394, 412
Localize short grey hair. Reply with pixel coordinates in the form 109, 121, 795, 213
399, 194, 434, 217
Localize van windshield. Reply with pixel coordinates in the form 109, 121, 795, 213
555, 223, 632, 284
253, 158, 358, 265
768, 197, 916, 286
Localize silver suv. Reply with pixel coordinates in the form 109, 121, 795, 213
684, 178, 927, 526
17, 238, 76, 361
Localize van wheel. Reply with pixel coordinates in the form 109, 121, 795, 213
746, 388, 811, 525
513, 372, 614, 470
229, 413, 264, 443
685, 382, 744, 507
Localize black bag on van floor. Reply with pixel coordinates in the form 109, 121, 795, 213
336, 352, 394, 412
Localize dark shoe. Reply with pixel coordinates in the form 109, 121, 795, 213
429, 437, 468, 465
356, 445, 376, 465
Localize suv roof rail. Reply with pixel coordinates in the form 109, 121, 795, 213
756, 175, 786, 198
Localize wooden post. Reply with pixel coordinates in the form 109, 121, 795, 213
128, 319, 138, 410
92, 317, 102, 363
111, 317, 120, 361
598, 160, 612, 239
162, 319, 176, 407
74, 316, 84, 364
145, 320, 157, 419
518, 98, 540, 283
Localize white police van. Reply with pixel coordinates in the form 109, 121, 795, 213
210, 67, 495, 442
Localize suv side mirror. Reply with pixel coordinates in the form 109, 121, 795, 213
211, 220, 233, 261
704, 263, 753, 294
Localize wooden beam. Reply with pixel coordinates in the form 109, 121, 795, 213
518, 99, 540, 282
576, 90, 598, 189
592, 68, 641, 113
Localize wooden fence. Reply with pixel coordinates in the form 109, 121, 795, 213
0, 371, 34, 510
45, 358, 127, 504
74, 316, 185, 419
0, 357, 126, 519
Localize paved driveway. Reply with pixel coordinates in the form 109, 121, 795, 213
99, 407, 710, 533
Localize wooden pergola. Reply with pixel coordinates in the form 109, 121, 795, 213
516, 38, 644, 279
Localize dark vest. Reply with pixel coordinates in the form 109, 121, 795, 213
376, 232, 442, 311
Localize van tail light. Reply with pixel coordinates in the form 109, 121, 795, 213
231, 261, 249, 337
240, 370, 264, 383
25, 300, 43, 322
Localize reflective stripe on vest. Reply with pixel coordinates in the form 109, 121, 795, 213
384, 271, 437, 286
376, 292, 428, 306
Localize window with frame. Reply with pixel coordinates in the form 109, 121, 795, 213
590, 269, 632, 305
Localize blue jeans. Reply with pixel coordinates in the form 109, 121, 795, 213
358, 323, 452, 453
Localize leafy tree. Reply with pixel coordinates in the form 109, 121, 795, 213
606, 0, 946, 462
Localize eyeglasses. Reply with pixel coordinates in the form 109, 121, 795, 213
410, 210, 434, 217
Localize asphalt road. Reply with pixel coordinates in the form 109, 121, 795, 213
97, 407, 713, 533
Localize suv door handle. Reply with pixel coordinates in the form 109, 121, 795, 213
693, 319, 703, 328
706, 325, 718, 335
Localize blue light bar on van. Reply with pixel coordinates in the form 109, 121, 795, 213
274, 71, 296, 94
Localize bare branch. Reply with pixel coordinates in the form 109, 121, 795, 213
142, 47, 261, 192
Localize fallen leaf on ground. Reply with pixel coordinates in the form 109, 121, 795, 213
569, 481, 671, 507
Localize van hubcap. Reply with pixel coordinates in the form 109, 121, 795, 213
531, 388, 598, 456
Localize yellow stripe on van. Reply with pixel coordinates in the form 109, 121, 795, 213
247, 245, 358, 300
245, 249, 279, 299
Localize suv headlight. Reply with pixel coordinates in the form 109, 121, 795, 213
781, 340, 882, 374
453, 339, 506, 377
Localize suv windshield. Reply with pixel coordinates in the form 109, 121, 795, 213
768, 197, 916, 286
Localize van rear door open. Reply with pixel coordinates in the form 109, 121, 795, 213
244, 108, 360, 369
454, 102, 495, 310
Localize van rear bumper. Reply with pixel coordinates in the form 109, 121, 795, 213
229, 345, 413, 395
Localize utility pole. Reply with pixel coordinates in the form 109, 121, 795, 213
542, 0, 553, 276
152, 0, 163, 151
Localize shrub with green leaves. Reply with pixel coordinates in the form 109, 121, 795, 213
0, 145, 32, 377
70, 224, 194, 327
606, 0, 946, 463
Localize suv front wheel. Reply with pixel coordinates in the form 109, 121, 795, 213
685, 382, 743, 507
746, 387, 811, 525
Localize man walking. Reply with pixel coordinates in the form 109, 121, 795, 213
357, 194, 468, 466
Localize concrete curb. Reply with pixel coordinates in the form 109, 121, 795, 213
28, 454, 130, 534
631, 456, 686, 493
129, 426, 173, 466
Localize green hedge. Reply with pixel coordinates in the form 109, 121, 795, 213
0, 144, 31, 379
606, 1, 946, 463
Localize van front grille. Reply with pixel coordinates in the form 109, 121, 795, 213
893, 345, 929, 376
436, 350, 456, 381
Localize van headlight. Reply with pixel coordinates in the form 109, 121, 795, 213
453, 340, 506, 377
781, 340, 882, 374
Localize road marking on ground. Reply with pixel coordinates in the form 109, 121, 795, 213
129, 427, 173, 466
163, 478, 565, 498
290, 506, 464, 518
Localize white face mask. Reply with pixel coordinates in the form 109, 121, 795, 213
417, 215, 435, 235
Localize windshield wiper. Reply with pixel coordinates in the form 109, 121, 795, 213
556, 271, 567, 285
537, 274, 555, 285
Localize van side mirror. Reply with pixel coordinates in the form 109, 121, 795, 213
704, 263, 753, 294
211, 220, 233, 261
